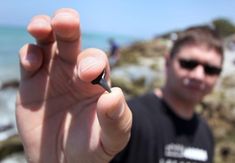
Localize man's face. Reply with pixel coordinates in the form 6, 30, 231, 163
166, 44, 223, 103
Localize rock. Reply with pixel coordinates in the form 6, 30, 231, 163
111, 65, 164, 98
224, 34, 235, 51
1, 152, 26, 163
0, 80, 19, 90
117, 38, 168, 67
0, 124, 14, 132
0, 135, 24, 161
215, 141, 235, 163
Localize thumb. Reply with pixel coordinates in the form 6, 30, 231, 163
97, 87, 132, 157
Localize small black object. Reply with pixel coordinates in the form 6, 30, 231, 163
91, 70, 111, 93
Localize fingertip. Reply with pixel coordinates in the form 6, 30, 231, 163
78, 56, 104, 82
27, 15, 53, 42
53, 8, 79, 17
98, 87, 125, 120
78, 48, 108, 82
19, 44, 43, 77
51, 8, 80, 41
97, 87, 132, 130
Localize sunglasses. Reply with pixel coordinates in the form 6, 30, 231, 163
178, 58, 222, 76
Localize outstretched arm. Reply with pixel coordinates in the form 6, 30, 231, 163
16, 8, 132, 163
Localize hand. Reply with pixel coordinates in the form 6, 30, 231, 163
16, 8, 132, 163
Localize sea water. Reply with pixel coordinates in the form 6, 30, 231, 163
0, 25, 135, 142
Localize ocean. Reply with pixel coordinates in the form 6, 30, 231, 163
0, 25, 136, 144
0, 25, 136, 82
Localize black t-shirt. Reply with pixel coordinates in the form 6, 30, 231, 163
111, 92, 214, 163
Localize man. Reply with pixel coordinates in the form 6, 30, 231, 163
108, 38, 120, 67
111, 26, 223, 163
16, 8, 223, 163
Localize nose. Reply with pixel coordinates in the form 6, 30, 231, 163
190, 65, 205, 80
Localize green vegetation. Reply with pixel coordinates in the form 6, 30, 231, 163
213, 18, 235, 37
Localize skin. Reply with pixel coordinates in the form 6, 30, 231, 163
159, 45, 222, 119
16, 8, 132, 163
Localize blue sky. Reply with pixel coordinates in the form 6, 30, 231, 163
1, 0, 235, 38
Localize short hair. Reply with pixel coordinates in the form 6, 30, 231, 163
170, 25, 224, 61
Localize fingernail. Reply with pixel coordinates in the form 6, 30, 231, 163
108, 102, 125, 120
79, 57, 98, 73
25, 53, 37, 63
30, 18, 48, 27
53, 12, 74, 22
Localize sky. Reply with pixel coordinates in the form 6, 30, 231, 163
1, 0, 235, 39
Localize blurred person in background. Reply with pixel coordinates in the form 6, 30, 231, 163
108, 38, 120, 67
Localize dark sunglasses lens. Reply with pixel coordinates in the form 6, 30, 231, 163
204, 65, 222, 75
179, 59, 222, 75
179, 59, 198, 70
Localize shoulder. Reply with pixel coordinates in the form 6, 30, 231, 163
127, 92, 165, 126
128, 92, 161, 108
